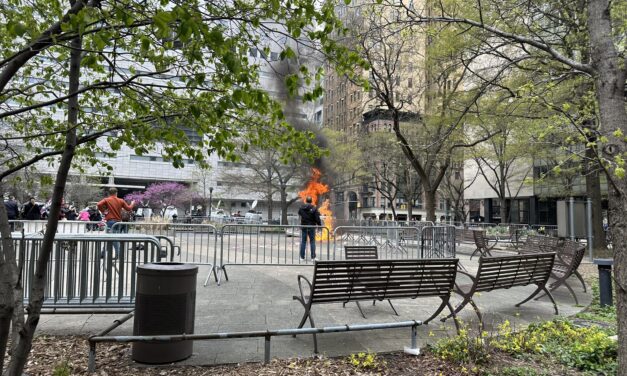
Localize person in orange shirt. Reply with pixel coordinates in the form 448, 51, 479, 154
97, 187, 135, 258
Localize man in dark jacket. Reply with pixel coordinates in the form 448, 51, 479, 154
4, 195, 19, 231
21, 197, 41, 220
298, 196, 322, 261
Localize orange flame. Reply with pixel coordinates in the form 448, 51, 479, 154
298, 168, 333, 240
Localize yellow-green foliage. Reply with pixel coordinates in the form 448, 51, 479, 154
432, 319, 616, 374
348, 351, 385, 370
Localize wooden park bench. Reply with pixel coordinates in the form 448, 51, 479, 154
343, 245, 398, 317
518, 236, 587, 296
293, 258, 459, 353
534, 239, 586, 305
470, 230, 497, 259
455, 228, 476, 245
442, 253, 557, 330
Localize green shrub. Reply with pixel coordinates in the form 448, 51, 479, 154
52, 361, 71, 376
489, 366, 550, 376
509, 320, 616, 375
431, 325, 492, 366
432, 319, 616, 375
347, 351, 385, 371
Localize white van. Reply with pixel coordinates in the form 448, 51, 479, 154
244, 211, 263, 224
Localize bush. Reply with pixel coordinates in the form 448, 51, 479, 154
432, 319, 617, 375
431, 325, 492, 366
347, 351, 386, 371
489, 366, 550, 376
52, 361, 71, 376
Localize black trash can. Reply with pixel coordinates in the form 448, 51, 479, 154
133, 263, 198, 364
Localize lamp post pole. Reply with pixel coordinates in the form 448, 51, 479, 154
209, 187, 214, 218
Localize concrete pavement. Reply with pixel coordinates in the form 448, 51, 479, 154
36, 246, 591, 366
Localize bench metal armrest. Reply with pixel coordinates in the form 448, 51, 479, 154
456, 269, 477, 282
453, 269, 477, 293
296, 274, 313, 303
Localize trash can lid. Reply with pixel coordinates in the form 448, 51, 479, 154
137, 262, 198, 276
593, 258, 614, 266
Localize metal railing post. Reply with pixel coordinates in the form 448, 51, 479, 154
264, 334, 271, 364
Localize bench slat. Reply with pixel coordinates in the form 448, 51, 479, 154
309, 259, 458, 303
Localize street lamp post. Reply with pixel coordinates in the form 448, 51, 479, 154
209, 187, 213, 218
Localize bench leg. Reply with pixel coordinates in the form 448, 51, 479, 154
574, 270, 587, 292
424, 297, 449, 325
355, 301, 367, 319
543, 280, 579, 306
447, 301, 461, 333
442, 293, 473, 321
517, 285, 559, 314
387, 299, 399, 316
468, 299, 484, 332
292, 301, 319, 353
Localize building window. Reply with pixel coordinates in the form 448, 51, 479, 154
408, 78, 412, 88
336, 192, 344, 203
130, 155, 164, 163
248, 48, 257, 57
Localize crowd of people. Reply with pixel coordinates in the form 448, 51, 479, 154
3, 195, 104, 225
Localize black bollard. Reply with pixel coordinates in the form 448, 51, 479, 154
593, 259, 614, 307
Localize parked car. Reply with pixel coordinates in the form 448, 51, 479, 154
244, 211, 263, 224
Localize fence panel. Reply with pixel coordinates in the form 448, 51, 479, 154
421, 226, 456, 258
218, 224, 330, 267
332, 226, 421, 259
15, 233, 163, 310
111, 222, 218, 265
530, 224, 559, 237
9, 220, 104, 234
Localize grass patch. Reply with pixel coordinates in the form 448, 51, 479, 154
575, 282, 617, 329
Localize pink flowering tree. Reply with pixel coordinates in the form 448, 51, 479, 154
125, 182, 197, 216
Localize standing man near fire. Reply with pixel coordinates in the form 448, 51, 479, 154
298, 196, 321, 261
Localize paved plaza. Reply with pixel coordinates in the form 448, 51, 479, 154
36, 245, 592, 366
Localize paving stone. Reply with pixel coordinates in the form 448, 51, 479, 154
36, 249, 592, 365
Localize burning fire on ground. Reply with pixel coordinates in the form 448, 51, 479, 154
298, 168, 333, 240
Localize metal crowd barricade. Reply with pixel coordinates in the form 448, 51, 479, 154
111, 222, 219, 285
530, 224, 559, 237
16, 233, 163, 311
332, 226, 421, 259
421, 226, 456, 258
463, 222, 497, 229
9, 220, 104, 234
216, 224, 330, 285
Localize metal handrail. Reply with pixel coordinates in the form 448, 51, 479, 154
88, 320, 422, 372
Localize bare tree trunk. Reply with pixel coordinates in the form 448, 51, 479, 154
389, 199, 397, 220
585, 145, 608, 253
0, 203, 17, 372
280, 188, 288, 225
499, 197, 508, 224
407, 203, 413, 222
424, 190, 437, 222
6, 34, 81, 375
587, 0, 627, 372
